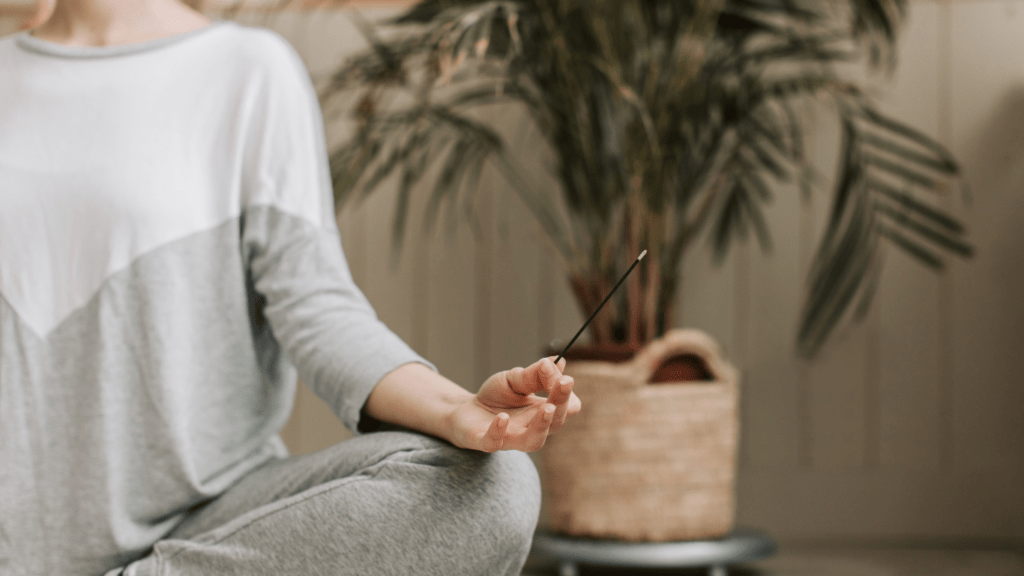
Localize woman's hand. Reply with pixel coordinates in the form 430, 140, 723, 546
447, 357, 582, 452
366, 357, 581, 453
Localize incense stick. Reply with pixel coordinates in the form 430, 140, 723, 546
554, 250, 647, 364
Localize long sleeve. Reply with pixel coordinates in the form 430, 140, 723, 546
238, 30, 434, 433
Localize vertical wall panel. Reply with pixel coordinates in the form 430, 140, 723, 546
424, 216, 479, 390
731, 243, 752, 368
947, 0, 1024, 471
807, 327, 870, 471
875, 1, 944, 472
472, 172, 495, 386
679, 243, 738, 359
877, 251, 944, 471
543, 254, 585, 356
935, 1, 955, 471
488, 184, 544, 375
741, 179, 805, 471
484, 104, 545, 375
357, 186, 419, 346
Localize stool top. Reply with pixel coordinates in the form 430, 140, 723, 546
531, 527, 777, 568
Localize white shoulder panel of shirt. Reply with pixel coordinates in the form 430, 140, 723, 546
0, 23, 333, 338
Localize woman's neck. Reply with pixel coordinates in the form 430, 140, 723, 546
30, 0, 210, 47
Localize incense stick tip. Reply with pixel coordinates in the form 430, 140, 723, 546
638, 250, 647, 261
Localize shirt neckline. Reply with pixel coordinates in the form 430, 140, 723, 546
15, 20, 229, 59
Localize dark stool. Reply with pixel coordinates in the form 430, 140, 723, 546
530, 527, 776, 576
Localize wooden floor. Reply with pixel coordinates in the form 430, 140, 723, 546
522, 544, 1024, 576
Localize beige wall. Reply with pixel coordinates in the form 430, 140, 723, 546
3, 0, 1022, 543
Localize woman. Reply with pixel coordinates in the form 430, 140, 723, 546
0, 1, 581, 574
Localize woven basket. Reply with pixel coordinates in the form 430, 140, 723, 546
541, 329, 740, 542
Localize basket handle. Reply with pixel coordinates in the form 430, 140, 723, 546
629, 329, 738, 386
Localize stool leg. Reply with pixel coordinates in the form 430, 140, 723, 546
558, 560, 579, 576
709, 565, 727, 576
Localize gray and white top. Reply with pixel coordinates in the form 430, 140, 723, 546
0, 22, 431, 575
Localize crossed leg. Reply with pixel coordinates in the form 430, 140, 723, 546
115, 431, 540, 576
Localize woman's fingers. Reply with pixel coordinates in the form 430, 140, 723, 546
545, 356, 567, 373
480, 391, 581, 452
506, 357, 566, 399
503, 367, 529, 396
567, 392, 581, 416
534, 358, 560, 394
546, 375, 575, 432
479, 412, 509, 452
508, 357, 559, 396
522, 403, 555, 451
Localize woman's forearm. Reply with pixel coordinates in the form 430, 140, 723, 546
363, 362, 474, 443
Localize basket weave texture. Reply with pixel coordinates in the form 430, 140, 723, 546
541, 329, 740, 542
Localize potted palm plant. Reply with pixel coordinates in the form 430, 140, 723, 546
319, 0, 972, 540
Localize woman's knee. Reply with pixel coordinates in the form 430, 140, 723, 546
481, 449, 542, 533
440, 444, 544, 569
316, 433, 541, 574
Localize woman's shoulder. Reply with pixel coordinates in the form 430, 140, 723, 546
210, 22, 305, 75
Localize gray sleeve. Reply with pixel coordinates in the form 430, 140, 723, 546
238, 32, 434, 433
242, 206, 435, 433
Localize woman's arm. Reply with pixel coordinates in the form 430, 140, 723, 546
236, 34, 581, 447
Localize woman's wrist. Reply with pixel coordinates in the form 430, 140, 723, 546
364, 362, 475, 444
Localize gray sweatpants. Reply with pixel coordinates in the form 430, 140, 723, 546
108, 431, 541, 576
